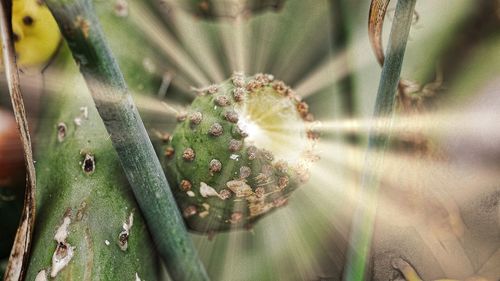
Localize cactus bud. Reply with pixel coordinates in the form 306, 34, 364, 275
215, 96, 230, 107
180, 179, 193, 191
162, 74, 317, 233
224, 110, 239, 123
209, 159, 222, 173
182, 147, 196, 161
208, 123, 224, 136
189, 111, 203, 125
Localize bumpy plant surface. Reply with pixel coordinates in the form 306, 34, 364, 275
162, 73, 318, 233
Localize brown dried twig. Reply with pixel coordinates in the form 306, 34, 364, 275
0, 1, 37, 280
368, 0, 391, 66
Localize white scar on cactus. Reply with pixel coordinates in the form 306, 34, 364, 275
73, 106, 89, 126
54, 217, 70, 242
34, 270, 47, 281
118, 212, 134, 251
51, 216, 75, 277
226, 180, 253, 198
200, 182, 226, 199
199, 203, 210, 218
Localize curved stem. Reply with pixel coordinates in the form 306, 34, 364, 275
0, 1, 37, 280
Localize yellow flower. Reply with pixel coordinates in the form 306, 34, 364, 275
6, 0, 61, 67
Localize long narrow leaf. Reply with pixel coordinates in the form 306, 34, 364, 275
343, 0, 417, 280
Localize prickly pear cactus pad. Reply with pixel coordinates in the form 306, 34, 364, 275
24, 53, 159, 281
162, 73, 318, 233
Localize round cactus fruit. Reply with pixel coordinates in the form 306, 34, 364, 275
179, 0, 287, 20
162, 73, 318, 233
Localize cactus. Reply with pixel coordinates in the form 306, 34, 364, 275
178, 0, 287, 20
24, 51, 159, 281
162, 73, 318, 233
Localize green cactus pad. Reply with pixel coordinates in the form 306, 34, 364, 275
25, 53, 159, 281
162, 73, 318, 233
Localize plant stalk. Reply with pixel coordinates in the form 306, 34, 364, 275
44, 0, 209, 280
343, 0, 417, 280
